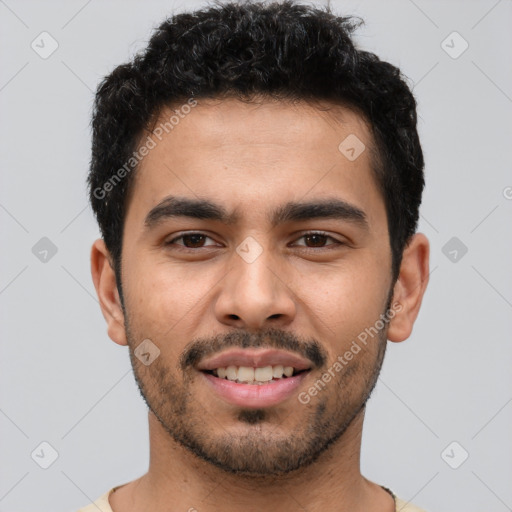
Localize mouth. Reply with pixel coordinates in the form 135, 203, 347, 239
201, 365, 310, 385
196, 349, 313, 407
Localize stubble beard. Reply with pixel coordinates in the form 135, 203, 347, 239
124, 293, 392, 478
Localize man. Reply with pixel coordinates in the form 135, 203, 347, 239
82, 1, 430, 510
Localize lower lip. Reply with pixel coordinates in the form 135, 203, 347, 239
201, 371, 310, 408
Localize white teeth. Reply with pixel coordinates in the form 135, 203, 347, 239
272, 365, 284, 378
254, 366, 273, 382
237, 366, 254, 383
225, 365, 237, 380
211, 364, 301, 383
283, 366, 294, 377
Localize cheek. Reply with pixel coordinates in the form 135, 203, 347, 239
124, 258, 217, 338
297, 258, 389, 349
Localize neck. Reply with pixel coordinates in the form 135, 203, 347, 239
109, 407, 394, 512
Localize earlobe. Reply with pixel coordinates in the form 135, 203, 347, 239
90, 239, 128, 346
387, 233, 430, 343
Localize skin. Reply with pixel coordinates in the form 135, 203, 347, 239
91, 97, 430, 512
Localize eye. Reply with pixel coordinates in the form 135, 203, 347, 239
165, 232, 219, 249
292, 231, 343, 249
164, 231, 344, 251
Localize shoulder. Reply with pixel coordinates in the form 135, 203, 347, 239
75, 488, 114, 512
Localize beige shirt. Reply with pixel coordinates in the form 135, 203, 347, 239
76, 485, 427, 512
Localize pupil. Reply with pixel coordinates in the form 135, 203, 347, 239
184, 234, 204, 247
306, 234, 326, 247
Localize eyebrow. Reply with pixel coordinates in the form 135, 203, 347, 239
144, 195, 369, 231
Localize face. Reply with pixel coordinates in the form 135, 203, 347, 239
119, 98, 396, 476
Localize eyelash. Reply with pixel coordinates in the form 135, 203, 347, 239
165, 231, 344, 251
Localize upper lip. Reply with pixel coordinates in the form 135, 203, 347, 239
196, 348, 313, 372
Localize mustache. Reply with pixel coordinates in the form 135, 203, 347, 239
179, 327, 327, 371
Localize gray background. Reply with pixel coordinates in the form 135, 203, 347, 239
1, 0, 511, 511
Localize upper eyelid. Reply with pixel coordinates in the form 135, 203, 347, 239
167, 232, 220, 245
290, 232, 340, 245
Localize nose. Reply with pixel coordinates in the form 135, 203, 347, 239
213, 244, 297, 331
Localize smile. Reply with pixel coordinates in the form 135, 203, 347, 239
203, 364, 308, 384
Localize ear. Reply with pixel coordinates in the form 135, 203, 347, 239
90, 238, 127, 346
387, 233, 430, 343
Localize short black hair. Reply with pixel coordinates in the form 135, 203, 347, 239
88, 0, 424, 301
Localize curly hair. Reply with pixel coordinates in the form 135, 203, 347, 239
88, 0, 424, 298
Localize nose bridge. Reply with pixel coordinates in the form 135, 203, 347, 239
236, 246, 277, 301
214, 236, 296, 329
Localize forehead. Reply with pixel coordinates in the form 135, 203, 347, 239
149, 97, 373, 151
126, 97, 385, 234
